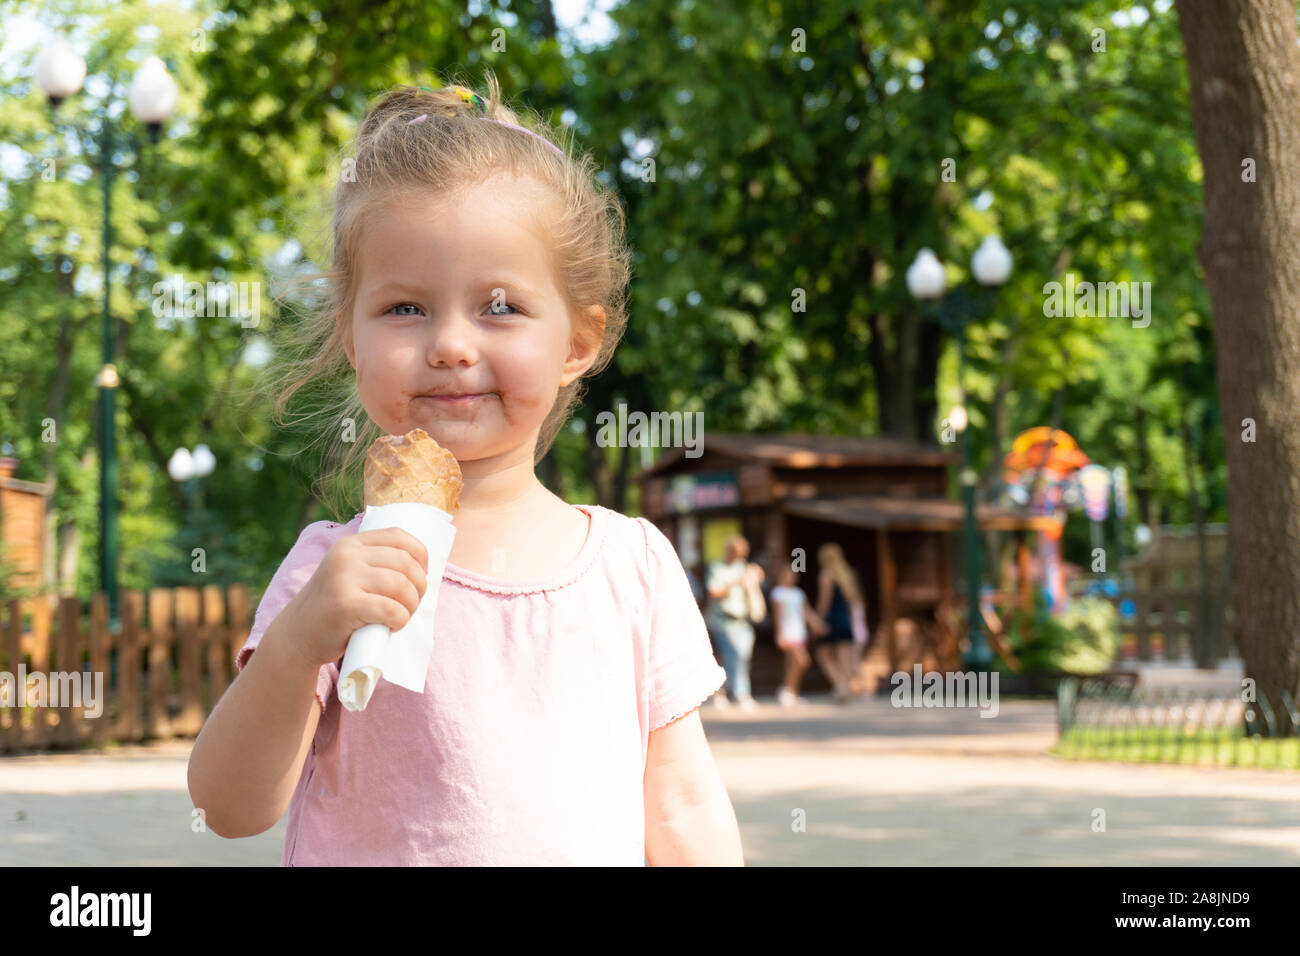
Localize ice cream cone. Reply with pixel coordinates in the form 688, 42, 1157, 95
363, 428, 463, 512
341, 429, 461, 712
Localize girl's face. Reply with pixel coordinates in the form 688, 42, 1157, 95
344, 173, 603, 466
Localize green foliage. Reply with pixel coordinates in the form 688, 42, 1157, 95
1056, 726, 1300, 769
0, 0, 1225, 598
1001, 591, 1120, 674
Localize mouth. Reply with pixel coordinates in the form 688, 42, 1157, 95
414, 392, 491, 407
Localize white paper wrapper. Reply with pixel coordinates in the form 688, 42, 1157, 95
337, 501, 456, 712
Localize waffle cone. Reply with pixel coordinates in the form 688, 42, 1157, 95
363, 428, 462, 512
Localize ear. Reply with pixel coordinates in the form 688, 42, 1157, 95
560, 304, 606, 388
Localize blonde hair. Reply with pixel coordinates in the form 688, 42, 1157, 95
252, 72, 632, 520
818, 542, 864, 606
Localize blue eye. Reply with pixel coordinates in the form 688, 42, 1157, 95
486, 302, 517, 315
388, 303, 421, 316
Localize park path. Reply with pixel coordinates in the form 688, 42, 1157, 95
2, 693, 1296, 865
704, 695, 1300, 865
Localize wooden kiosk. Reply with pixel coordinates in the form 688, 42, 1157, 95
0, 456, 49, 594
633, 433, 1060, 695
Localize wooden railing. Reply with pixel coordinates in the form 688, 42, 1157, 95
0, 585, 252, 753
1067, 525, 1234, 666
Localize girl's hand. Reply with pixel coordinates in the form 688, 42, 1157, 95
277, 528, 430, 670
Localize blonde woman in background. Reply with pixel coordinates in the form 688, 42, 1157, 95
814, 542, 869, 704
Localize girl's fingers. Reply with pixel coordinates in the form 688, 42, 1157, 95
361, 566, 422, 618
361, 545, 429, 596
357, 592, 416, 633
356, 527, 430, 574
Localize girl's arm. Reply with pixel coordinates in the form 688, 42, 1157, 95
770, 594, 787, 642
189, 524, 427, 839
706, 564, 737, 601
743, 567, 766, 622
643, 710, 744, 865
815, 569, 832, 617
187, 610, 323, 838
802, 598, 827, 634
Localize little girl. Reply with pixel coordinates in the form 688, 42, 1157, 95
187, 77, 741, 866
769, 566, 829, 706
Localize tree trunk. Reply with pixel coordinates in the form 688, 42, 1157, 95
41, 281, 88, 594
1198, 403, 1228, 656
57, 519, 80, 598
57, 449, 95, 597
1133, 404, 1155, 530
896, 306, 919, 442
914, 315, 942, 442
870, 308, 931, 442
1176, 0, 1300, 702
1181, 404, 1212, 667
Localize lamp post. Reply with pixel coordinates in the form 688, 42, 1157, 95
169, 444, 216, 579
33, 35, 178, 627
907, 235, 1013, 672
169, 445, 216, 487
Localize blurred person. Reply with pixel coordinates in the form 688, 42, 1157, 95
814, 542, 869, 704
769, 565, 829, 706
706, 534, 766, 711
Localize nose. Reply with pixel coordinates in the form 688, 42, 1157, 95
425, 310, 480, 368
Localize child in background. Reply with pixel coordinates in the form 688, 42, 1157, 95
187, 76, 741, 866
770, 566, 829, 706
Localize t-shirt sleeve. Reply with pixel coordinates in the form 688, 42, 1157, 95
235, 520, 345, 715
635, 518, 727, 732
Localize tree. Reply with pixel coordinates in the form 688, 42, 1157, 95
0, 0, 1232, 601
576, 0, 1216, 535
1175, 0, 1300, 703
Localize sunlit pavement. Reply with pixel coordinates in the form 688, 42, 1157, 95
0, 739, 282, 866
2, 692, 1297, 865
703, 693, 1300, 865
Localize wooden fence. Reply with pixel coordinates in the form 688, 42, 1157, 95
1074, 524, 1234, 666
0, 585, 252, 753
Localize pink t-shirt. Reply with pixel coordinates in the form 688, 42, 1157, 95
234, 502, 726, 866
